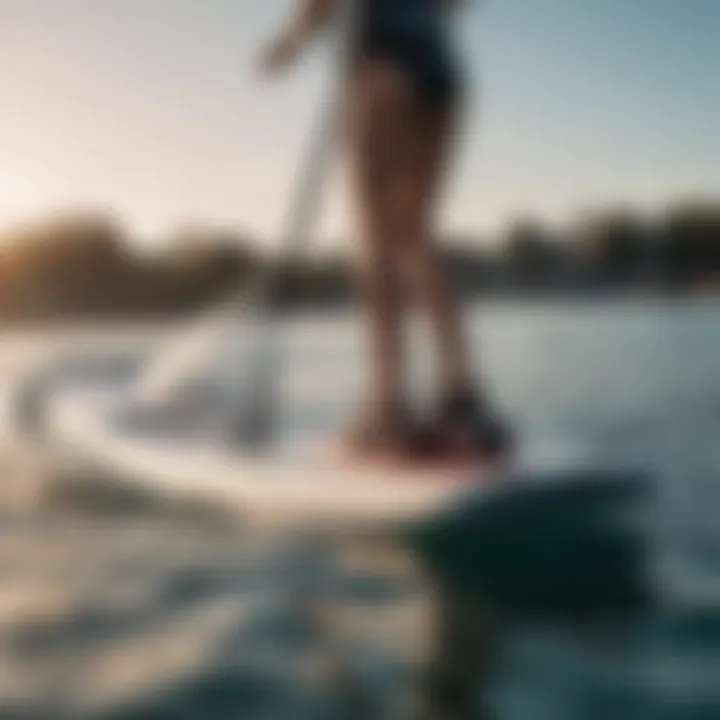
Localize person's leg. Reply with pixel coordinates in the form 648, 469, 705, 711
391, 99, 475, 401
389, 99, 511, 457
344, 60, 416, 446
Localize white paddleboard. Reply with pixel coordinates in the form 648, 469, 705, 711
44, 383, 600, 532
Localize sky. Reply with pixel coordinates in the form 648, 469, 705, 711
0, 0, 717, 249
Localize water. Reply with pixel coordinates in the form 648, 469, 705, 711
0, 300, 718, 719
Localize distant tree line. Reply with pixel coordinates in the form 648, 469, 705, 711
0, 200, 717, 323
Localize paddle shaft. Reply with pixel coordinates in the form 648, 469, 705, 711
230, 0, 361, 448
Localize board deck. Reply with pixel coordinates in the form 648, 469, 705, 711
47, 387, 617, 527
47, 389, 505, 526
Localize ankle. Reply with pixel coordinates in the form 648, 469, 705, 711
440, 369, 477, 396
440, 382, 480, 409
365, 396, 408, 426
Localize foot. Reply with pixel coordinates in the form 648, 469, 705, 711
333, 402, 452, 466
429, 388, 513, 462
337, 404, 416, 460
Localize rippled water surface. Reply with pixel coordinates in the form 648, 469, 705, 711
0, 300, 718, 719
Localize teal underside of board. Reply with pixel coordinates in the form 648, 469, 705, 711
408, 470, 653, 619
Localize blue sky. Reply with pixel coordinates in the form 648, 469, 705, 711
0, 0, 717, 248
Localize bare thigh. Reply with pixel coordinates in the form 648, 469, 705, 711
391, 100, 460, 249
345, 60, 417, 257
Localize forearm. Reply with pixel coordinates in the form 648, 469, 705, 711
284, 0, 338, 49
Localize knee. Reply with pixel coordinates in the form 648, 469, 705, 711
394, 221, 436, 263
361, 244, 396, 282
358, 247, 400, 296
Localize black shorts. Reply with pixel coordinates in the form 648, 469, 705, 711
360, 29, 462, 107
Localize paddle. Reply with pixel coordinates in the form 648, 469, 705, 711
131, 1, 361, 450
